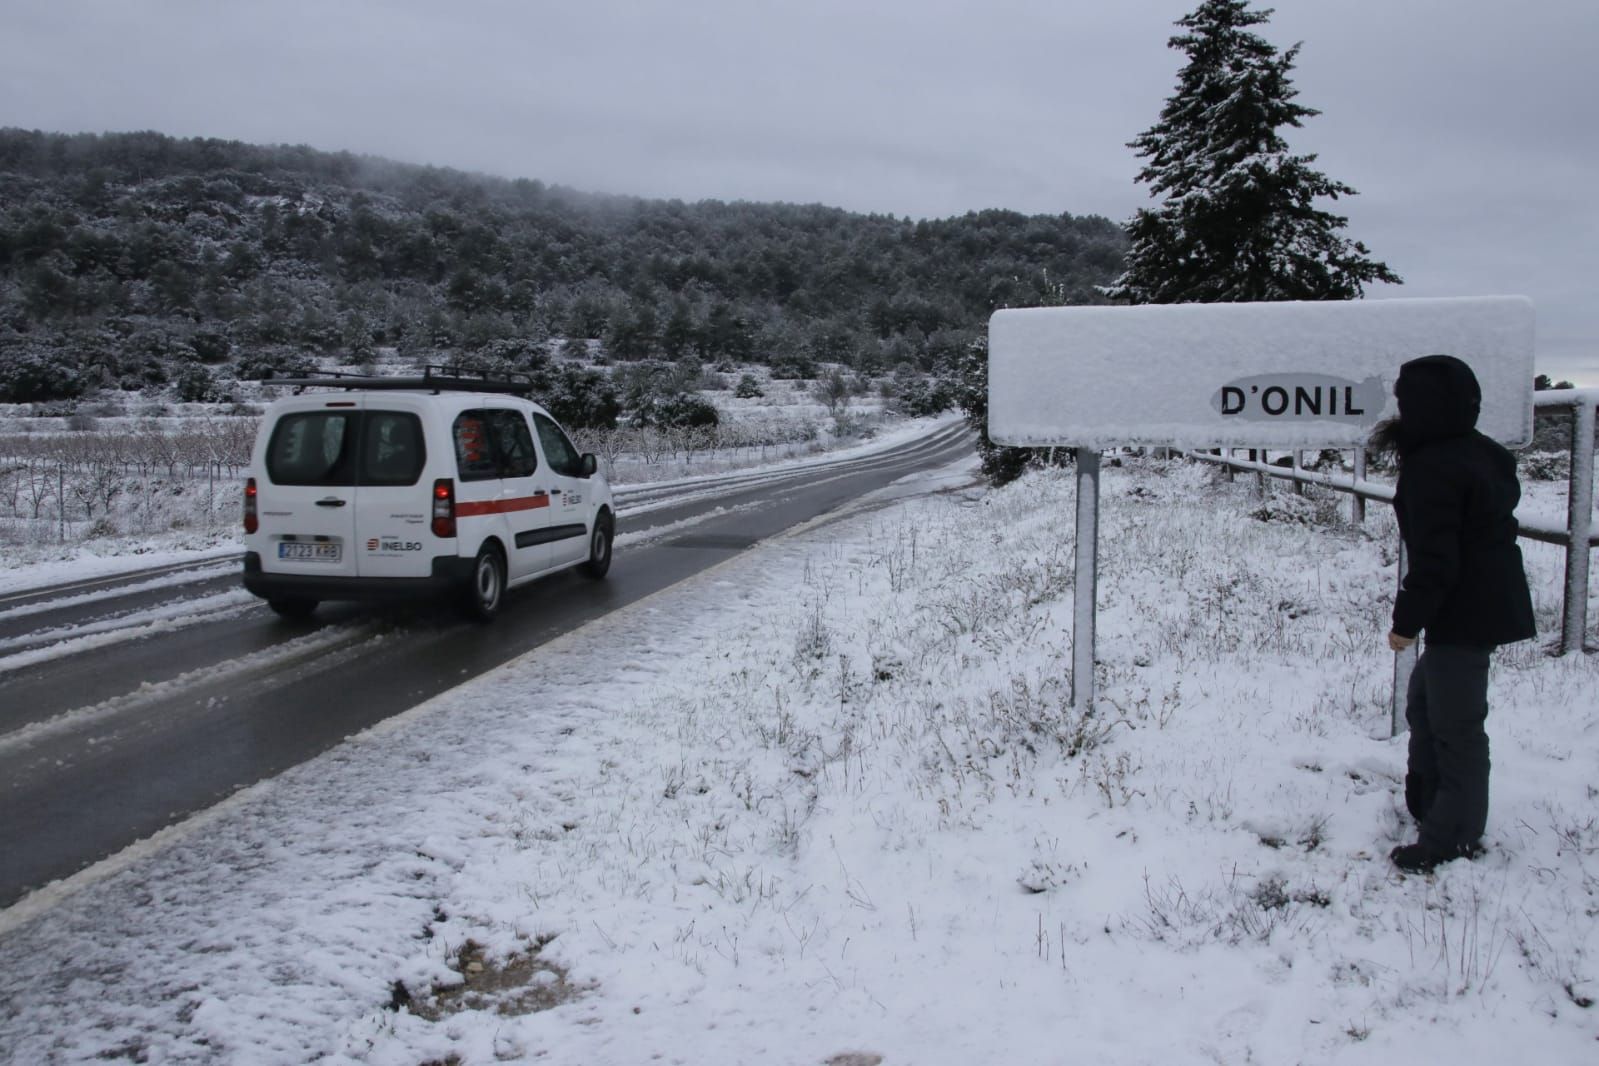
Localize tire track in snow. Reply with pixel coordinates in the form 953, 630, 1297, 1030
0, 588, 262, 671
0, 561, 238, 625
0, 618, 390, 759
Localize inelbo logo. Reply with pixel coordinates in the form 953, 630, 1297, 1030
1212, 373, 1386, 425
366, 537, 422, 552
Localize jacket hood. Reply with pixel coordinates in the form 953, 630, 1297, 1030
1393, 354, 1481, 446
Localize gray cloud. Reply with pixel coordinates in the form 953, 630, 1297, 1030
2, 0, 1594, 382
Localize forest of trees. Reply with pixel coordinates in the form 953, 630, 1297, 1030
0, 128, 1128, 406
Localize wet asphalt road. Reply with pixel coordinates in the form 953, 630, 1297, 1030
0, 423, 973, 908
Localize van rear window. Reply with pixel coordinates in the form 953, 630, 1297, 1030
362, 412, 426, 485
266, 411, 424, 486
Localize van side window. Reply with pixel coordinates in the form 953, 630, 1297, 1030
532, 413, 585, 477
453, 411, 498, 481
487, 410, 539, 479
267, 412, 356, 486
454, 409, 538, 481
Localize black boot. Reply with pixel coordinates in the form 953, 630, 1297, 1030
1390, 840, 1483, 874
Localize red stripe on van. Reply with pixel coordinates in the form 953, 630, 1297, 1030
454, 495, 552, 518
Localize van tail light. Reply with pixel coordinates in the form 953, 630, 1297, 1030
243, 477, 259, 534
432, 478, 456, 538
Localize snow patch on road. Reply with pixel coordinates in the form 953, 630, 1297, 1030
0, 589, 261, 674
0, 619, 389, 758
0, 562, 239, 623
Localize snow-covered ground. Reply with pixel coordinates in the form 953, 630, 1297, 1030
1, 454, 1596, 1065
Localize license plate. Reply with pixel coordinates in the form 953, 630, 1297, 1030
278, 541, 341, 562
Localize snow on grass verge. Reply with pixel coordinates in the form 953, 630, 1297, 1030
0, 458, 1595, 1064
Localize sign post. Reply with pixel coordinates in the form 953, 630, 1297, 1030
1072, 448, 1100, 712
1391, 541, 1416, 737
988, 296, 1535, 721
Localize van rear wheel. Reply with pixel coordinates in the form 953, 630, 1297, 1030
462, 544, 506, 621
267, 596, 317, 619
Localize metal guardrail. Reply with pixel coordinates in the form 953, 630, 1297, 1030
1183, 386, 1598, 656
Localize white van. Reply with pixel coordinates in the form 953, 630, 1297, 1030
242, 368, 614, 621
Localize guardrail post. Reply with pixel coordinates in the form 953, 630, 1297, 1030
1072, 448, 1101, 711
1351, 448, 1367, 525
1559, 399, 1595, 654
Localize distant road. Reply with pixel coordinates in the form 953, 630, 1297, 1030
0, 420, 974, 909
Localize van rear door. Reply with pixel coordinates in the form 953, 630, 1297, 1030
350, 403, 433, 579
258, 397, 364, 581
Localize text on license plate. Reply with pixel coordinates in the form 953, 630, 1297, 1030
278, 541, 341, 562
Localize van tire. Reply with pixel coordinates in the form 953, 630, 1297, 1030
267, 597, 318, 619
462, 544, 506, 621
580, 512, 613, 579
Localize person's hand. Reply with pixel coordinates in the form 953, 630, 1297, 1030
1388, 631, 1416, 652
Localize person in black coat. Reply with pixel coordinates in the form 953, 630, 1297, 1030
1374, 354, 1536, 873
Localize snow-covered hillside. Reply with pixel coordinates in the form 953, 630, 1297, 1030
1, 455, 1595, 1064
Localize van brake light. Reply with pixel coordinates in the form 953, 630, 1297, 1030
432, 478, 456, 538
244, 477, 259, 534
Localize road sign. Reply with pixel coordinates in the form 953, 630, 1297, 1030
989, 296, 1535, 449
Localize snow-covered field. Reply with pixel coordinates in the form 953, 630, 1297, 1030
0, 378, 898, 569
1, 455, 1596, 1065
0, 413, 950, 595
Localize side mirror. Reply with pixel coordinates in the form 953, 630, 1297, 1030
581, 453, 598, 478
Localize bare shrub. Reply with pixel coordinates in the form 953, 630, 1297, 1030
1130, 871, 1318, 948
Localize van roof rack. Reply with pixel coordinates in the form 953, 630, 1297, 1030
265, 364, 535, 396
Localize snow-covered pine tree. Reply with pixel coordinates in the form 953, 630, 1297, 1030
1105, 0, 1400, 304
942, 335, 1041, 485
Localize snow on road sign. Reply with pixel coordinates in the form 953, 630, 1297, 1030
989, 296, 1534, 449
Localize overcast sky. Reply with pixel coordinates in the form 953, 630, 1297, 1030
3, 0, 1595, 384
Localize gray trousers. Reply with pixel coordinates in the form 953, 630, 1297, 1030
1404, 644, 1493, 850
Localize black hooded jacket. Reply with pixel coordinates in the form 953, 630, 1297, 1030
1389, 355, 1536, 646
